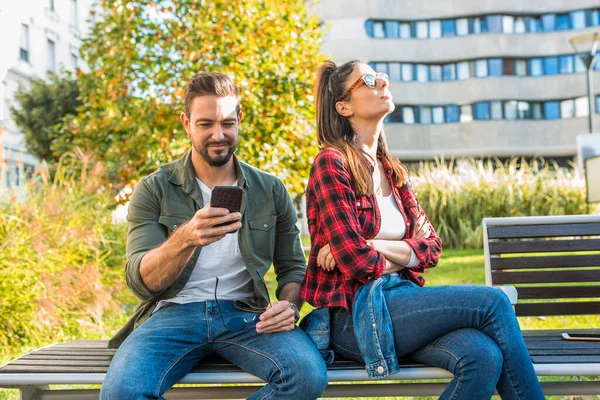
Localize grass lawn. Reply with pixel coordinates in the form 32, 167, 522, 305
1, 248, 598, 399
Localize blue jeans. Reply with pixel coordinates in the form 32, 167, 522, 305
101, 301, 328, 400
330, 283, 545, 400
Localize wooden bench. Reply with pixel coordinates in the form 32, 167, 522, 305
1, 213, 599, 399
483, 214, 600, 396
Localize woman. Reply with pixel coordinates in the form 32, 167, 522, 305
299, 60, 545, 399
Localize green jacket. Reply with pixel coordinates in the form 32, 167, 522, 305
109, 150, 306, 348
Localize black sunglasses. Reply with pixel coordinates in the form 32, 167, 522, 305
214, 274, 272, 331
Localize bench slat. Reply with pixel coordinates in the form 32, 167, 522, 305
489, 239, 600, 254
492, 269, 600, 284
516, 286, 600, 299
487, 223, 600, 239
514, 302, 600, 316
490, 255, 600, 270
531, 355, 600, 363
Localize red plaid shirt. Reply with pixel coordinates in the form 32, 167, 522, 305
300, 148, 442, 310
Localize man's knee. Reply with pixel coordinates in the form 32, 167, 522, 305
275, 351, 328, 398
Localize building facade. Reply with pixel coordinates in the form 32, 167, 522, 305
315, 0, 600, 161
0, 0, 94, 188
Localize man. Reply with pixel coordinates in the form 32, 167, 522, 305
101, 72, 328, 400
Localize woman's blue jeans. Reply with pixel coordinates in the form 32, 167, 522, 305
100, 301, 328, 400
330, 282, 545, 400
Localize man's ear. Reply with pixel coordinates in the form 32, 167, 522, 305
180, 112, 190, 134
335, 101, 354, 118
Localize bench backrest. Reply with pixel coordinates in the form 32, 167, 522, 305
483, 214, 600, 317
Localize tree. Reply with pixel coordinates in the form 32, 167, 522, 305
58, 0, 324, 197
10, 72, 80, 163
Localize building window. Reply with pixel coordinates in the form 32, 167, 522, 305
19, 24, 29, 62
517, 101, 530, 119
559, 56, 574, 74
461, 105, 473, 122
446, 105, 460, 122
589, 10, 600, 26
544, 57, 559, 75
388, 63, 401, 81
442, 64, 456, 81
387, 107, 403, 123
571, 10, 586, 29
415, 21, 428, 38
432, 107, 445, 124
474, 102, 491, 120
486, 15, 503, 33
399, 23, 411, 38
561, 99, 575, 118
50, 0, 55, 11
503, 59, 515, 75
556, 13, 570, 31
514, 17, 526, 33
474, 59, 488, 77
575, 56, 586, 73
457, 62, 470, 80
575, 97, 589, 117
502, 16, 514, 33
491, 101, 503, 120
429, 20, 441, 38
47, 39, 56, 72
542, 14, 556, 32
416, 64, 429, 82
504, 100, 518, 120
375, 63, 388, 74
401, 64, 414, 81
373, 22, 385, 38
544, 101, 561, 119
402, 107, 415, 124
456, 18, 469, 35
419, 106, 432, 124
527, 16, 543, 32
532, 103, 543, 120
442, 19, 455, 37
71, 0, 79, 29
529, 58, 543, 76
515, 60, 527, 76
430, 65, 442, 81
488, 59, 503, 76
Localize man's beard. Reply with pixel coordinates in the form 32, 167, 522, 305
195, 139, 237, 167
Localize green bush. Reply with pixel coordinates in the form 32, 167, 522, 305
0, 150, 134, 360
413, 158, 597, 249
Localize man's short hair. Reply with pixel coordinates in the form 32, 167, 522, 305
184, 72, 241, 117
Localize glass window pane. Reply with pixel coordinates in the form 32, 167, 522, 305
489, 59, 503, 76
432, 107, 445, 124
375, 63, 388, 74
430, 65, 442, 81
384, 21, 400, 38
429, 20, 441, 38
442, 19, 455, 37
556, 14, 570, 31
514, 17, 526, 33
473, 17, 482, 34
47, 39, 56, 72
595, 58, 600, 70
544, 56, 559, 75
365, 20, 375, 37
575, 96, 589, 117
403, 107, 415, 124
491, 101, 503, 120
416, 21, 428, 38
517, 101, 530, 119
515, 60, 527, 76
503, 59, 515, 76
504, 100, 518, 120
417, 64, 429, 82
526, 16, 542, 32
446, 105, 460, 122
487, 15, 502, 33
590, 10, 600, 27
542, 14, 556, 32
571, 11, 586, 29
532, 103, 543, 120
400, 23, 411, 38
597, 95, 600, 114
474, 102, 491, 120
460, 105, 473, 122
388, 63, 401, 81
560, 99, 575, 118
575, 55, 586, 72
401, 64, 414, 81
386, 108, 402, 123
442, 64, 456, 81
544, 101, 561, 119
502, 16, 514, 33
529, 58, 543, 76
457, 62, 470, 80
374, 22, 385, 38
474, 59, 488, 77
456, 18, 469, 35
419, 106, 431, 124
559, 55, 574, 74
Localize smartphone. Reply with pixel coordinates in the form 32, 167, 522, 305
561, 332, 600, 342
210, 186, 244, 229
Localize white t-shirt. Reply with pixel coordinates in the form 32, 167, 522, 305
375, 194, 419, 268
154, 179, 254, 312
